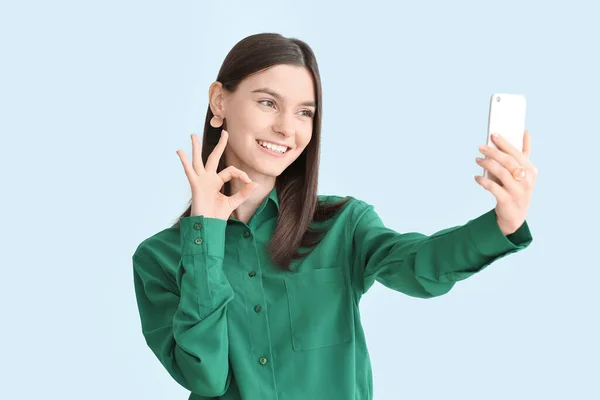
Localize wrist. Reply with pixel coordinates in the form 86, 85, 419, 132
496, 216, 517, 236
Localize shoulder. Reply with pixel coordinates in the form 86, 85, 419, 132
132, 224, 180, 280
316, 194, 375, 221
134, 224, 176, 254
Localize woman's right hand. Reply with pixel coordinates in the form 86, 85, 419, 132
176, 130, 259, 220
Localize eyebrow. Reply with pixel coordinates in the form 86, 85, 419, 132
251, 87, 316, 107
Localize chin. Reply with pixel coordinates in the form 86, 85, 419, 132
255, 165, 287, 178
250, 153, 298, 178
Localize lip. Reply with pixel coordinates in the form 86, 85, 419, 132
256, 141, 288, 157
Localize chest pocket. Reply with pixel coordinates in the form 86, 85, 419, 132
284, 267, 352, 351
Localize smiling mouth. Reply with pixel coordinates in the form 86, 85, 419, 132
256, 140, 290, 154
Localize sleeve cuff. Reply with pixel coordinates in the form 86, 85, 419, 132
179, 216, 227, 257
465, 208, 533, 257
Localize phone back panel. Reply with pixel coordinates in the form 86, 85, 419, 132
484, 93, 527, 183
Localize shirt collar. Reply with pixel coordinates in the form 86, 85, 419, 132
267, 186, 280, 210
246, 186, 279, 227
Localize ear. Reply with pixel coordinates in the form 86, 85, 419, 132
208, 81, 226, 117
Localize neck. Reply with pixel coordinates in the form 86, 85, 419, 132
229, 173, 276, 223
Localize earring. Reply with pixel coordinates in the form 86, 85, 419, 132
210, 115, 223, 128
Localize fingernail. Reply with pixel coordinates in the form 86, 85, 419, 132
479, 144, 487, 151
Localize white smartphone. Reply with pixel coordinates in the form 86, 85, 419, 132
484, 93, 527, 185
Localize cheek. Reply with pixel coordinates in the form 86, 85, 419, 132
230, 104, 270, 132
295, 126, 313, 150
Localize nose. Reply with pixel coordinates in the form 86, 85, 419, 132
273, 113, 295, 137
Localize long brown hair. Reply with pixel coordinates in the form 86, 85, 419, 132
173, 33, 349, 270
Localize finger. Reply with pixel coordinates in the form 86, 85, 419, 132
489, 133, 520, 155
176, 149, 198, 183
522, 130, 531, 158
228, 181, 259, 210
218, 166, 252, 184
474, 175, 511, 203
480, 142, 538, 186
480, 143, 520, 172
205, 130, 228, 173
191, 133, 204, 174
476, 157, 523, 193
490, 133, 533, 169
480, 142, 533, 178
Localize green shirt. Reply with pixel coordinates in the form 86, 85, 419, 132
132, 188, 533, 400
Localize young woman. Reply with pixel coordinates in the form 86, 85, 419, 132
132, 33, 537, 400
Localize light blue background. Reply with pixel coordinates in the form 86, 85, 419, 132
1, 0, 598, 399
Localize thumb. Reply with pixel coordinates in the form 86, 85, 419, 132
228, 181, 259, 210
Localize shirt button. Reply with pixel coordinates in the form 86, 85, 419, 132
248, 271, 256, 277
254, 305, 262, 313
193, 223, 202, 230
259, 356, 268, 365
194, 237, 203, 245
243, 231, 250, 238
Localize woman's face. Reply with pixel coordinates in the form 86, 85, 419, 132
212, 64, 316, 181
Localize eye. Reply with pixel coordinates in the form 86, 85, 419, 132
299, 109, 315, 118
258, 99, 276, 109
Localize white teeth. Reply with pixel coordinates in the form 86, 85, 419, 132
258, 140, 287, 154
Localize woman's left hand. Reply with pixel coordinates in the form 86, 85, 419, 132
475, 130, 538, 236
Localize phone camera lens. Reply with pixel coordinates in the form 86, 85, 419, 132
496, 96, 501, 102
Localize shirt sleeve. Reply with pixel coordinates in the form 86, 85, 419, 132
350, 202, 533, 298
132, 216, 234, 397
